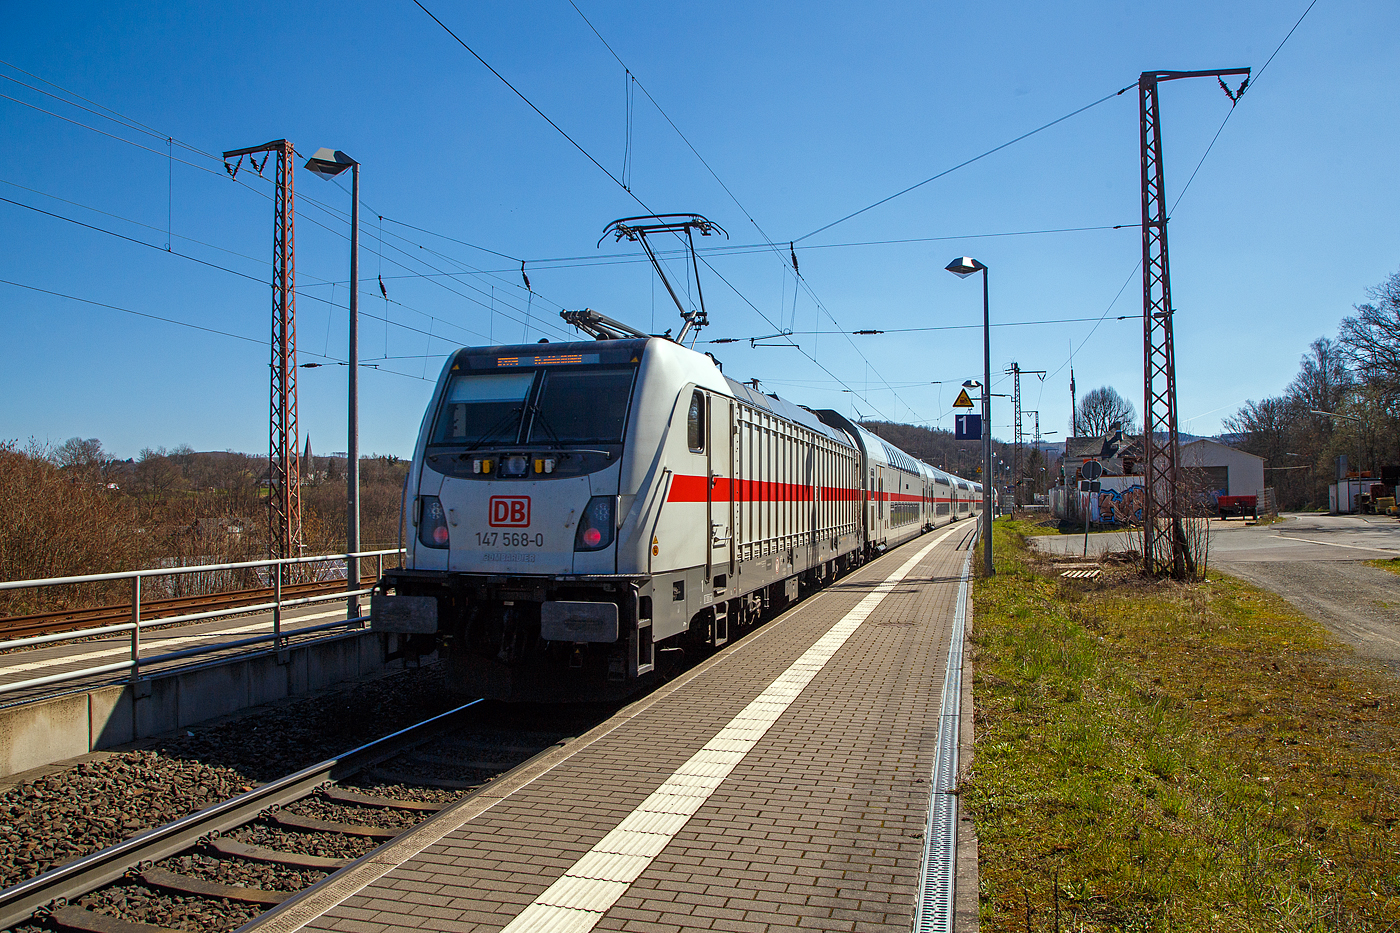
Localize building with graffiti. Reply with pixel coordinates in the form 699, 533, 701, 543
1051, 434, 1264, 526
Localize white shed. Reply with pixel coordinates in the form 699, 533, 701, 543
1180, 439, 1266, 498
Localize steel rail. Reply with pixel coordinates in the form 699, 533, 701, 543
0, 698, 484, 931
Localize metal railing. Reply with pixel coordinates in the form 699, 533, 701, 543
0, 549, 404, 698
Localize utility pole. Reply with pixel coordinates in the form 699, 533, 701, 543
1138, 68, 1248, 578
1069, 367, 1078, 436
223, 140, 301, 568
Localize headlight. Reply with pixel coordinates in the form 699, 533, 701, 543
574, 496, 615, 551
418, 496, 449, 549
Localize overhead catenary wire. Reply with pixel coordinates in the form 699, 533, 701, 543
563, 6, 934, 419
4, 51, 1027, 422
0, 194, 499, 375
793, 85, 1136, 244
0, 277, 436, 384
366, 223, 1136, 280
705, 314, 1134, 343
565, 1, 926, 419
410, 0, 645, 203
0, 62, 583, 347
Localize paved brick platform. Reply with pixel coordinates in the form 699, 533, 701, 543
255, 524, 975, 933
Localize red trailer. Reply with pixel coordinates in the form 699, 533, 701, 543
1217, 495, 1258, 520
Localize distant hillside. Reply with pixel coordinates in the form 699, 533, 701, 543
853, 421, 1024, 478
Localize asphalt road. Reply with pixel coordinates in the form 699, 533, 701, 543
1029, 513, 1400, 671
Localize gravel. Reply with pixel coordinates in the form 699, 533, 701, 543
338, 778, 464, 806
0, 751, 249, 887
287, 797, 425, 829
0, 665, 456, 889
338, 780, 461, 805
230, 824, 381, 861
159, 851, 324, 892
149, 665, 462, 782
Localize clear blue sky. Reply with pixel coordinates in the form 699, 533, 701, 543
2, 1, 1396, 460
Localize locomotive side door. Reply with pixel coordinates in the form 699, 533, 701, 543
705, 392, 734, 582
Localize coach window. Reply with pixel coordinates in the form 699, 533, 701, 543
687, 390, 705, 452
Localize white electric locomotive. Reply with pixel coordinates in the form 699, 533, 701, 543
371, 331, 981, 700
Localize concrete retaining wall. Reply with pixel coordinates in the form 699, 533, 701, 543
0, 631, 404, 778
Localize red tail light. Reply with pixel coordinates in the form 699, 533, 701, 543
574, 496, 615, 552
418, 496, 449, 549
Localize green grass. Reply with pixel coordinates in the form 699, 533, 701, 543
966, 526, 1400, 932
998, 516, 1068, 537
1367, 557, 1400, 576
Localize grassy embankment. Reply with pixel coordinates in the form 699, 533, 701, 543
966, 520, 1399, 931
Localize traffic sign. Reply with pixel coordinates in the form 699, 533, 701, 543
952, 388, 974, 408
954, 413, 982, 440
1082, 459, 1103, 480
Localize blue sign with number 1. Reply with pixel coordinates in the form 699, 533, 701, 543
954, 413, 982, 440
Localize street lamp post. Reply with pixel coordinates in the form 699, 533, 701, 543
947, 257, 992, 576
305, 148, 362, 618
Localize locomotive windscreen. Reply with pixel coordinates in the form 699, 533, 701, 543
432, 371, 535, 445
527, 369, 633, 444
430, 364, 636, 447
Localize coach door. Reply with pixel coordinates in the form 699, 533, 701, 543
705, 393, 734, 584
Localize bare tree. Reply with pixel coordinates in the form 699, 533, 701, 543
133, 447, 182, 498
1338, 270, 1400, 404
1288, 337, 1353, 415
1076, 386, 1136, 437
53, 437, 106, 479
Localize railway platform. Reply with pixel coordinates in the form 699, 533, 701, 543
250, 523, 979, 933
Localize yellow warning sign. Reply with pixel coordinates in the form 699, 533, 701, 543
952, 388, 975, 408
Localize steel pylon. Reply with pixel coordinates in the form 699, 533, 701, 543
223, 139, 302, 564
1137, 69, 1247, 577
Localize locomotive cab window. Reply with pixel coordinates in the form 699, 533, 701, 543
687, 390, 705, 452
527, 367, 634, 444
430, 371, 535, 445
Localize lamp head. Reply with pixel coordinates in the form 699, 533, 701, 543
945, 256, 986, 278
305, 148, 355, 179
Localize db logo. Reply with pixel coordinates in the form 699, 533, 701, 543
488, 496, 531, 527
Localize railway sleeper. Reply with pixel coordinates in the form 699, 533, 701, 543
320, 785, 445, 811
207, 837, 347, 870
52, 904, 181, 933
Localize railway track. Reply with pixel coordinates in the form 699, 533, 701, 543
0, 699, 614, 933
0, 578, 380, 644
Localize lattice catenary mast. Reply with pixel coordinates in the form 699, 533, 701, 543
223, 140, 302, 563
1137, 69, 1248, 577
1005, 363, 1043, 506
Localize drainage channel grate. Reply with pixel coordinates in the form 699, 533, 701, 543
913, 550, 971, 933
